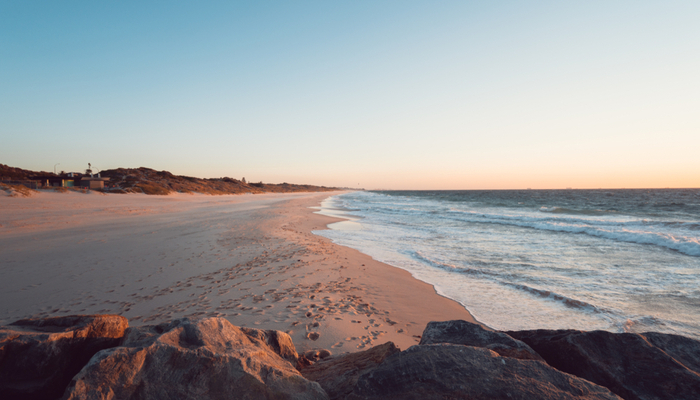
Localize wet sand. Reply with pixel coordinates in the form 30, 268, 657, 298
0, 190, 477, 353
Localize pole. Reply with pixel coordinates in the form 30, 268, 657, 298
54, 163, 60, 175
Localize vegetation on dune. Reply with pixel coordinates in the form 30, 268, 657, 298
0, 183, 36, 197
100, 167, 263, 195
1, 164, 338, 195
134, 182, 171, 195
97, 167, 338, 195
0, 164, 50, 180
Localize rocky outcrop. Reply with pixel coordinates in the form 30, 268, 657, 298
507, 329, 700, 400
0, 315, 128, 400
420, 319, 543, 360
61, 317, 328, 400
346, 344, 622, 400
5, 314, 700, 400
301, 342, 400, 400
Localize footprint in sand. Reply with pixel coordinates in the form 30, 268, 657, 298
306, 321, 320, 330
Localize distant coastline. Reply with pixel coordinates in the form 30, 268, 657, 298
0, 163, 346, 195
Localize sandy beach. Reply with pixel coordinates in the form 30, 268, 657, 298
0, 190, 476, 354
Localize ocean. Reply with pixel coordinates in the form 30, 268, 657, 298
314, 189, 700, 339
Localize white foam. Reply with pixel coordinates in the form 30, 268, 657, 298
312, 191, 700, 339
444, 210, 700, 257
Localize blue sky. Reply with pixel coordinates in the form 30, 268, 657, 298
2, 1, 699, 189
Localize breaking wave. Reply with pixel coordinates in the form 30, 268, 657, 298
443, 210, 700, 257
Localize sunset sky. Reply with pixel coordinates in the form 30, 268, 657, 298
2, 1, 698, 189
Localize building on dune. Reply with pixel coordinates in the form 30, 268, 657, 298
2, 171, 110, 190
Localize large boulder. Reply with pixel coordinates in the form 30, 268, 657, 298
507, 329, 700, 400
0, 315, 128, 400
346, 344, 622, 400
420, 320, 543, 360
641, 331, 700, 374
61, 317, 328, 400
301, 342, 400, 400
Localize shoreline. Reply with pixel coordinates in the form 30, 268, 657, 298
0, 190, 477, 353
286, 192, 481, 350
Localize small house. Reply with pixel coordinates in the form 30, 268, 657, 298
79, 177, 110, 189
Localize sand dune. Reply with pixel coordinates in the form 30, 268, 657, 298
0, 190, 476, 353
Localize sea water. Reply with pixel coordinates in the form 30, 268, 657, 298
313, 190, 700, 339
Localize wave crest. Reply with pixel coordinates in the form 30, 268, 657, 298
539, 206, 614, 216
444, 210, 700, 257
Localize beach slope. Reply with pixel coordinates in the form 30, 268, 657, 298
0, 190, 476, 353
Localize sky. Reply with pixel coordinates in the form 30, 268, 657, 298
1, 1, 699, 190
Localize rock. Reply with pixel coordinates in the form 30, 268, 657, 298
0, 315, 128, 400
347, 344, 622, 400
507, 329, 700, 400
302, 342, 400, 400
296, 354, 314, 370
419, 320, 543, 361
240, 326, 300, 365
641, 331, 700, 374
61, 317, 328, 400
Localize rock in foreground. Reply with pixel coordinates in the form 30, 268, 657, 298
61, 317, 328, 400
508, 329, 700, 400
0, 315, 128, 400
301, 342, 401, 400
6, 314, 699, 400
420, 319, 543, 360
347, 344, 622, 400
